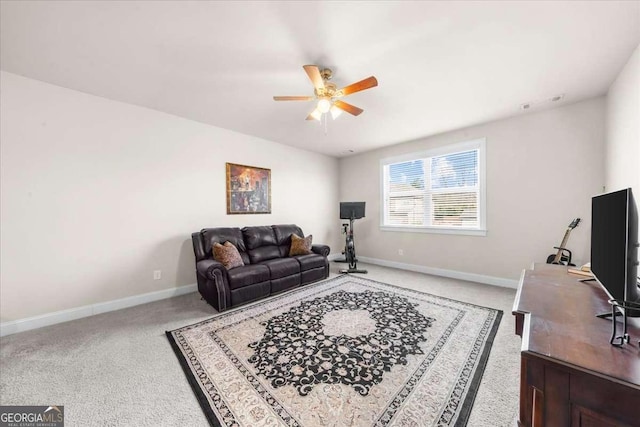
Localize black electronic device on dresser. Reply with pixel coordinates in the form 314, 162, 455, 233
591, 188, 639, 307
591, 188, 640, 346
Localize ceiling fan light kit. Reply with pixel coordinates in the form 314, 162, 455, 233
330, 105, 342, 119
317, 97, 331, 113
309, 109, 322, 121
274, 65, 378, 121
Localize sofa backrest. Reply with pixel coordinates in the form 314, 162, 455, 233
242, 226, 280, 264
194, 227, 250, 264
192, 224, 306, 265
273, 224, 304, 257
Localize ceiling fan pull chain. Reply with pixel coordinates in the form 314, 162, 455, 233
324, 113, 328, 135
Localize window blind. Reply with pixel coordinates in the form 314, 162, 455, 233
382, 140, 485, 232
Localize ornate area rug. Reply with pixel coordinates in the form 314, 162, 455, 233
166, 275, 502, 427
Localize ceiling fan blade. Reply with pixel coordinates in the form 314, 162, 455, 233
338, 76, 378, 96
333, 100, 364, 116
273, 96, 314, 101
303, 65, 325, 91
305, 114, 315, 121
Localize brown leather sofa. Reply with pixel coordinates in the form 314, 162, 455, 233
191, 224, 330, 311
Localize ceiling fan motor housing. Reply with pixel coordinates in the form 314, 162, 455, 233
320, 68, 333, 81
315, 82, 339, 98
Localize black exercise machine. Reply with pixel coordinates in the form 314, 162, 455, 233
338, 202, 367, 274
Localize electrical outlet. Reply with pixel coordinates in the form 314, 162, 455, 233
398, 249, 404, 256
153, 270, 162, 280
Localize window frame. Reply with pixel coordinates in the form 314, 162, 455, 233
379, 138, 487, 236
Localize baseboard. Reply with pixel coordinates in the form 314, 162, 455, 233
356, 256, 519, 289
327, 253, 342, 261
0, 283, 197, 337
1, 258, 516, 337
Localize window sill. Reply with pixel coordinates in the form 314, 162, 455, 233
380, 225, 487, 236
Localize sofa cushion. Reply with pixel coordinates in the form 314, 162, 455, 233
226, 264, 270, 290
202, 227, 249, 264
294, 253, 327, 271
260, 257, 300, 280
213, 242, 245, 270
273, 224, 304, 246
243, 226, 281, 264
289, 234, 312, 256
273, 224, 304, 257
247, 246, 281, 264
242, 226, 277, 250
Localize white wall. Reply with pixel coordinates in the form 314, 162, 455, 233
606, 43, 640, 198
340, 98, 606, 282
606, 43, 640, 261
0, 72, 340, 322
4, 55, 632, 324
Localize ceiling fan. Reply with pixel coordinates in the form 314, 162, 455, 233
273, 65, 378, 121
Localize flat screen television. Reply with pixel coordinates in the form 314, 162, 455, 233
590, 188, 639, 315
340, 202, 365, 220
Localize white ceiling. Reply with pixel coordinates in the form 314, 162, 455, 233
1, 1, 639, 157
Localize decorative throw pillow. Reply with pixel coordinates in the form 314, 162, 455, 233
213, 241, 244, 270
289, 233, 313, 256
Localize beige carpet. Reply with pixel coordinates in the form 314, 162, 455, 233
0, 264, 521, 426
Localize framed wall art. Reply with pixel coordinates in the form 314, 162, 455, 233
226, 162, 271, 214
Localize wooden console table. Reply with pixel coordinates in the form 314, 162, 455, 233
512, 263, 640, 427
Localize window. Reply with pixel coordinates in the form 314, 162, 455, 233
380, 138, 486, 235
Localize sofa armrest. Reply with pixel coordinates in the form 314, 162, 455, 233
196, 259, 227, 280
312, 244, 330, 257
196, 259, 232, 311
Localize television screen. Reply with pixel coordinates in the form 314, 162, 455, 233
591, 188, 639, 305
340, 202, 365, 220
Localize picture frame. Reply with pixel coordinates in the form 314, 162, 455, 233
226, 162, 271, 214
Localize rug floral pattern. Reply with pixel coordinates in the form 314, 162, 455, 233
248, 290, 434, 397
167, 276, 502, 427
